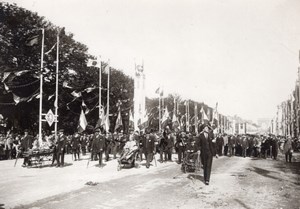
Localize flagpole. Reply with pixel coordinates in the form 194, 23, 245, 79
195, 103, 198, 134
106, 59, 110, 134
99, 57, 102, 119
159, 93, 161, 133
38, 28, 44, 142
54, 29, 59, 138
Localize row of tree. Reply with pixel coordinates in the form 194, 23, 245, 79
0, 3, 231, 135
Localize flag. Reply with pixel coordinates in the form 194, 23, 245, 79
71, 91, 82, 98
87, 57, 101, 68
84, 87, 96, 93
104, 62, 110, 73
155, 87, 163, 96
78, 109, 87, 133
138, 113, 149, 130
161, 107, 169, 128
63, 81, 73, 89
25, 34, 39, 46
45, 42, 57, 55
212, 103, 218, 128
200, 107, 209, 124
104, 115, 110, 132
82, 100, 87, 107
114, 110, 123, 132
129, 109, 134, 129
172, 113, 180, 130
95, 108, 105, 129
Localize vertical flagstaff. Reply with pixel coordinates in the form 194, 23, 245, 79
38, 28, 45, 142
106, 59, 110, 134
194, 103, 198, 134
99, 57, 102, 118
54, 29, 60, 138
159, 92, 161, 133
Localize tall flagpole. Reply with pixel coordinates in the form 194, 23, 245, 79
106, 60, 110, 134
54, 29, 59, 138
38, 28, 45, 142
99, 57, 102, 118
194, 103, 198, 134
159, 91, 161, 133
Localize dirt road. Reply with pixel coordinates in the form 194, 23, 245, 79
4, 153, 299, 209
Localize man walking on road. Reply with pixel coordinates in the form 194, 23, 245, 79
145, 129, 156, 168
197, 124, 216, 185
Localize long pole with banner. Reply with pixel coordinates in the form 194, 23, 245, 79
106, 60, 110, 134
38, 28, 45, 142
99, 57, 102, 118
54, 29, 60, 138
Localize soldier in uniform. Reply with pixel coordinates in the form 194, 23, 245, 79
92, 129, 106, 166
196, 124, 216, 185
145, 129, 156, 168
20, 130, 34, 167
216, 134, 224, 156
72, 132, 81, 161
56, 129, 67, 167
176, 131, 187, 164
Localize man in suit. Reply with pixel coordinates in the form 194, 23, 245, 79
56, 129, 67, 167
92, 129, 106, 166
145, 129, 156, 168
20, 129, 34, 167
197, 124, 216, 185
71, 133, 81, 161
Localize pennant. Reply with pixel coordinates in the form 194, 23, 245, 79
104, 114, 110, 132
161, 107, 170, 128
103, 63, 110, 74
129, 109, 134, 129
2, 72, 11, 82
82, 100, 87, 107
71, 91, 82, 98
63, 81, 73, 89
78, 109, 88, 133
200, 107, 209, 123
14, 70, 30, 76
45, 42, 57, 55
84, 87, 96, 93
172, 113, 179, 130
114, 110, 123, 132
25, 35, 39, 46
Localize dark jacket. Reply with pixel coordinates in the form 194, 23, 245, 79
196, 132, 216, 156
92, 134, 106, 153
145, 133, 155, 153
56, 134, 67, 153
20, 135, 34, 151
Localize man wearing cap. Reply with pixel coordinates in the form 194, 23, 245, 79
20, 129, 34, 167
72, 133, 81, 161
145, 129, 156, 168
196, 124, 216, 185
92, 129, 106, 166
176, 131, 187, 164
56, 129, 67, 167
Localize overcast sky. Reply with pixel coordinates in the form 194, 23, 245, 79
5, 0, 300, 122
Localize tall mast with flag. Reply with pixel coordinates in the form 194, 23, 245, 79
38, 28, 45, 142
194, 103, 198, 134
105, 60, 110, 133
134, 63, 146, 131
155, 86, 163, 132
54, 28, 60, 139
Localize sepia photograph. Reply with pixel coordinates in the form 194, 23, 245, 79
0, 0, 300, 208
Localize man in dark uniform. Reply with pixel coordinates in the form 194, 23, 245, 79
72, 132, 81, 161
145, 129, 156, 168
20, 129, 34, 167
196, 124, 216, 185
176, 131, 187, 164
216, 134, 224, 156
92, 129, 106, 166
56, 129, 67, 167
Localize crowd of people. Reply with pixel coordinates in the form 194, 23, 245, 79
0, 126, 299, 167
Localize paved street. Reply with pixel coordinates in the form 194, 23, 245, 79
1, 153, 299, 209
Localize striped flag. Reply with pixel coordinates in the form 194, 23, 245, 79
78, 109, 88, 133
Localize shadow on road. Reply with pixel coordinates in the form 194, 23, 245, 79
234, 199, 252, 209
187, 174, 204, 184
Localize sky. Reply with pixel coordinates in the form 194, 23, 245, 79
5, 0, 300, 122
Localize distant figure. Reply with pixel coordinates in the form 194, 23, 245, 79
283, 136, 293, 163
